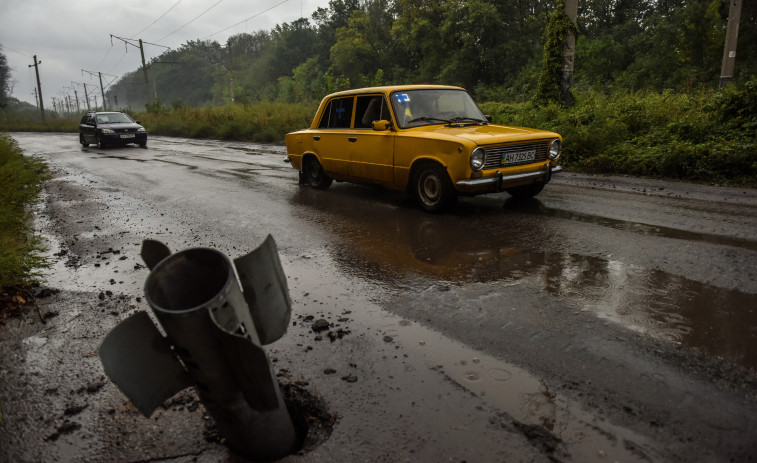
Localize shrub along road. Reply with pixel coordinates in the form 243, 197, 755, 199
1, 133, 756, 462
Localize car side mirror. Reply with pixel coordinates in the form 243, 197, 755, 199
135, 120, 141, 124
485, 115, 492, 123
372, 120, 392, 131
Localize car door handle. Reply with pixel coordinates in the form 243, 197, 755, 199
348, 137, 357, 143
313, 136, 320, 141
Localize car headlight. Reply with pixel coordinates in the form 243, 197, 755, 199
137, 127, 146, 132
100, 128, 114, 134
549, 139, 561, 160
470, 147, 486, 171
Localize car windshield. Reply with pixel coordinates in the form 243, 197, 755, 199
96, 113, 134, 124
390, 89, 487, 128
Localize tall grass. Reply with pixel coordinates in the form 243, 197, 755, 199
134, 101, 316, 143
0, 133, 49, 288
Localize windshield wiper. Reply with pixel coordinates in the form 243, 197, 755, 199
408, 116, 451, 124
447, 117, 487, 125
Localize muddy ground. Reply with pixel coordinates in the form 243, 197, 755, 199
1, 133, 756, 462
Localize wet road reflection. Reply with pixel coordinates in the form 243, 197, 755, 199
291, 186, 757, 369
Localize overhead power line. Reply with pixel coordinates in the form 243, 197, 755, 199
202, 0, 290, 40
132, 0, 184, 37
157, 0, 227, 42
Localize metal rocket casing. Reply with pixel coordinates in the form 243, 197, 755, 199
99, 235, 298, 461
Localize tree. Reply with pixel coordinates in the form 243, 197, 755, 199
0, 46, 13, 109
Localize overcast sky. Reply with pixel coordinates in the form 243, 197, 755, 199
0, 0, 330, 107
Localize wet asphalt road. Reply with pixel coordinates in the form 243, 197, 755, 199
2, 132, 757, 462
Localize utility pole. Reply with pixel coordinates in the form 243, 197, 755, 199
229, 45, 235, 103
73, 88, 80, 113
720, 0, 742, 87
139, 39, 150, 104
82, 69, 116, 111
561, 0, 578, 107
28, 55, 45, 122
110, 35, 169, 108
83, 83, 91, 110
99, 73, 107, 110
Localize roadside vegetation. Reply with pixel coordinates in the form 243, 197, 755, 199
0, 132, 49, 317
1, 0, 756, 184
481, 79, 757, 186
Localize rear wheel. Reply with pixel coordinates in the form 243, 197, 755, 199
506, 182, 545, 199
411, 163, 457, 213
303, 156, 332, 189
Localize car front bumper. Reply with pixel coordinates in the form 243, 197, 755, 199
101, 133, 147, 144
455, 165, 563, 194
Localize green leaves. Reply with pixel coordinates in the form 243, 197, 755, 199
482, 81, 757, 186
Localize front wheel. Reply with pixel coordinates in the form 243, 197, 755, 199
302, 156, 333, 189
96, 135, 107, 149
80, 134, 89, 147
412, 163, 457, 213
506, 182, 545, 199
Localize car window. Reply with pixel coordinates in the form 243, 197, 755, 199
96, 113, 134, 124
354, 95, 390, 129
318, 97, 354, 129
390, 89, 486, 128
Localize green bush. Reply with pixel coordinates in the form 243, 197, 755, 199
480, 79, 757, 186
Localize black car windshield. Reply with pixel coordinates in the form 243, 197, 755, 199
390, 89, 487, 128
96, 113, 134, 124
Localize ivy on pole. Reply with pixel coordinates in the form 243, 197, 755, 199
534, 0, 579, 107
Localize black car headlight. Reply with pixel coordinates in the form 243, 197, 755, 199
100, 128, 115, 134
470, 147, 486, 171
549, 139, 561, 160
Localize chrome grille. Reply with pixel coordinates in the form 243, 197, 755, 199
482, 142, 549, 170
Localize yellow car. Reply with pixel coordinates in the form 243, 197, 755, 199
285, 85, 563, 212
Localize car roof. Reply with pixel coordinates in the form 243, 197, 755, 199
323, 85, 465, 100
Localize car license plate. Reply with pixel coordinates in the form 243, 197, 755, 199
502, 150, 535, 165
120, 134, 135, 139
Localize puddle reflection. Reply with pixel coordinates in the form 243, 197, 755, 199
292, 188, 757, 369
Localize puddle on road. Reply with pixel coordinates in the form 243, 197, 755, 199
502, 199, 757, 252
289, 257, 659, 461
382, 319, 660, 462
293, 189, 757, 370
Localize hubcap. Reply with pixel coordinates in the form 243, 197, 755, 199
419, 172, 440, 205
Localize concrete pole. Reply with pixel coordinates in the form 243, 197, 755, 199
720, 0, 742, 87
140, 39, 151, 105
561, 0, 578, 106
83, 84, 91, 110
98, 73, 107, 110
29, 55, 45, 122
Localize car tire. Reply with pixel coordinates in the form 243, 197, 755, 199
303, 156, 333, 189
96, 135, 106, 149
80, 135, 89, 147
139, 141, 147, 149
412, 163, 457, 213
506, 182, 545, 199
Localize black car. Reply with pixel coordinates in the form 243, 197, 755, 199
79, 111, 147, 149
